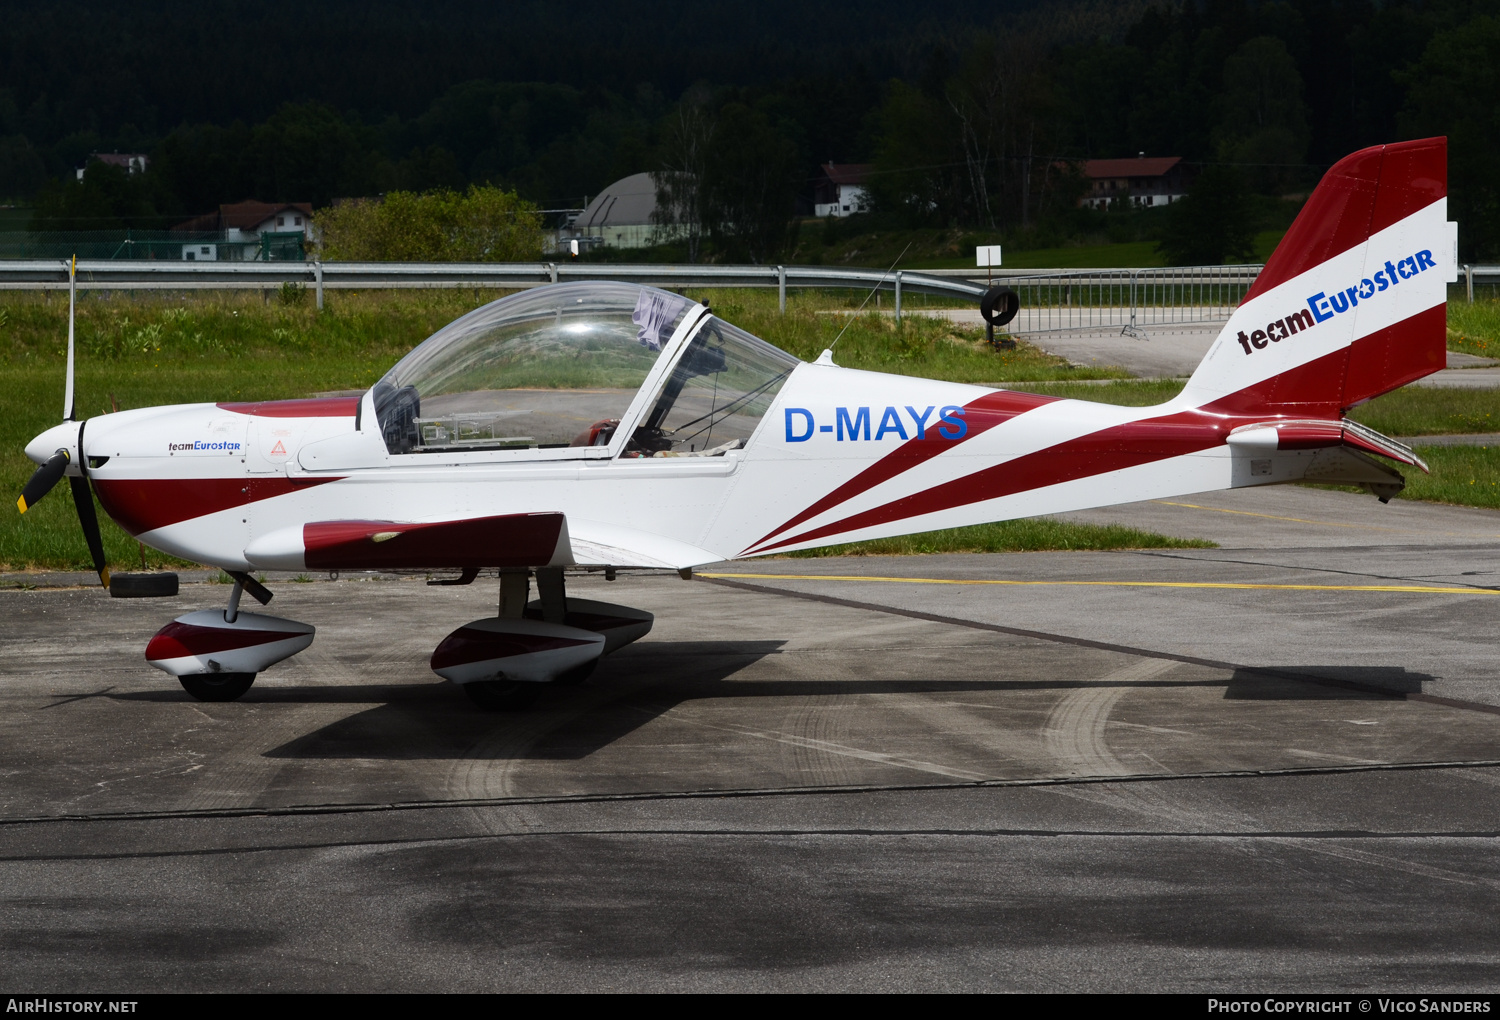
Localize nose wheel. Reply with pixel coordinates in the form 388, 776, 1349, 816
462, 679, 539, 711
146, 577, 313, 703
179, 673, 256, 702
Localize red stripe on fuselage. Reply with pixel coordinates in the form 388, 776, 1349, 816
92, 476, 342, 536
752, 407, 1235, 552
749, 336, 1424, 553
756, 405, 1236, 549
217, 397, 360, 417
749, 389, 1060, 551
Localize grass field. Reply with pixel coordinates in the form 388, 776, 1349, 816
1402, 445, 1500, 509
1447, 300, 1500, 359
907, 230, 1286, 271
1347, 386, 1498, 436
782, 518, 1215, 557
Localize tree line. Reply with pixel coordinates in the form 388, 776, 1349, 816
6, 1, 1500, 260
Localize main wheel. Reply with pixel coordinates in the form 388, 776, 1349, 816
179, 672, 256, 702
463, 678, 539, 711
554, 659, 597, 686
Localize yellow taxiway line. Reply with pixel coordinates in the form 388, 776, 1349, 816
1153, 500, 1404, 530
1153, 500, 1500, 538
700, 573, 1499, 596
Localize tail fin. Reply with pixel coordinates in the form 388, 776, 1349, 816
1181, 137, 1456, 418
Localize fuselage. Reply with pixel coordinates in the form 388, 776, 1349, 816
54, 364, 1337, 573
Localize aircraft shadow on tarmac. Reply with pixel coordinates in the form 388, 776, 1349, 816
245, 640, 1288, 762
1223, 665, 1434, 700
99, 640, 1436, 761
182, 639, 790, 762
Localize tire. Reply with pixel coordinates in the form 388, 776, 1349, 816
554, 659, 598, 686
980, 285, 1020, 327
110, 572, 180, 598
463, 678, 539, 711
179, 672, 255, 702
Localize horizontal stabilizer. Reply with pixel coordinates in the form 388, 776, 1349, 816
1226, 419, 1427, 473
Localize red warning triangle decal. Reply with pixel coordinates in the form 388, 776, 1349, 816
270, 440, 287, 456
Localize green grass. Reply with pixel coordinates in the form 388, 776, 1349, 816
780, 518, 1216, 557
782, 219, 1288, 272
1001, 378, 1188, 405
918, 241, 1168, 270
1446, 299, 1500, 359
1400, 445, 1500, 509
1348, 387, 1499, 436
683, 288, 1128, 383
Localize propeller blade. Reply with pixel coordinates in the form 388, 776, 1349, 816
17, 448, 69, 514
68, 475, 109, 587
63, 255, 76, 421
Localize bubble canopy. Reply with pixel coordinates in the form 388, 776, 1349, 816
371, 281, 800, 459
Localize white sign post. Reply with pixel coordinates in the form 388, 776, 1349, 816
976, 244, 1002, 285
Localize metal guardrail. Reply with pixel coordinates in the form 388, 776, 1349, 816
0, 258, 1279, 337
0, 259, 988, 314
1460, 265, 1500, 302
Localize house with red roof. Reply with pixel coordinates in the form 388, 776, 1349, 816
75, 152, 149, 180
173, 200, 315, 261
1079, 155, 1188, 209
814, 163, 871, 218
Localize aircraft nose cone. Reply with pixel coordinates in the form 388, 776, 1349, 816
25, 421, 82, 466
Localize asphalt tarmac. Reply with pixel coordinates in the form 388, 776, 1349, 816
1, 487, 1498, 992
933, 306, 1500, 383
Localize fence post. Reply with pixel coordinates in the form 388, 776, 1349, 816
777, 265, 786, 314
313, 261, 324, 311
548, 262, 558, 284
894, 270, 902, 323
1465, 264, 1473, 304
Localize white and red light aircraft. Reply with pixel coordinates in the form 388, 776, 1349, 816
19, 138, 1456, 708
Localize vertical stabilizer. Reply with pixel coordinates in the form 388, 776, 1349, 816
1180, 137, 1453, 418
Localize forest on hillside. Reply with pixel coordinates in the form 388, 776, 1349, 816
3, 0, 1500, 259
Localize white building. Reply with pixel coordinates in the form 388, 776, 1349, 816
173, 200, 316, 260
76, 152, 149, 180
563, 173, 666, 249
1079, 155, 1188, 209
814, 163, 871, 218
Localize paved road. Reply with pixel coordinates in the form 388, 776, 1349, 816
1, 487, 1498, 991
930, 307, 1500, 385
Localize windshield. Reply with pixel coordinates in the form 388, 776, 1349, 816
623, 315, 800, 458
373, 282, 693, 454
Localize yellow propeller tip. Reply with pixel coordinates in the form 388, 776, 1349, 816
100, 569, 110, 587
16, 496, 26, 514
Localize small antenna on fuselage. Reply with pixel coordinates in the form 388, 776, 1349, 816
827, 241, 913, 352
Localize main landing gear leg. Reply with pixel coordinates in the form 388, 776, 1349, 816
461, 568, 541, 709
